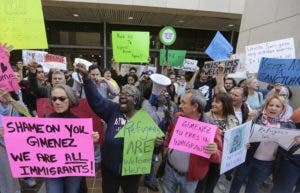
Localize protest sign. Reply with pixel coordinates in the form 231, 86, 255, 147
168, 116, 217, 158
0, 0, 48, 49
160, 49, 186, 67
205, 31, 233, 61
203, 59, 239, 76
120, 64, 146, 76
74, 58, 93, 69
257, 58, 300, 86
112, 31, 149, 63
0, 45, 20, 91
115, 109, 164, 176
43, 54, 67, 72
2, 116, 94, 178
36, 98, 104, 144
22, 50, 47, 65
220, 121, 252, 174
181, 59, 198, 71
249, 124, 300, 150
245, 38, 295, 73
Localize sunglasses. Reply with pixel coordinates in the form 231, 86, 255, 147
51, 96, 67, 102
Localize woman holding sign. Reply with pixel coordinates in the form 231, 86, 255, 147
45, 84, 99, 193
230, 94, 294, 193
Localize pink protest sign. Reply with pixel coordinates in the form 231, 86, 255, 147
168, 116, 217, 158
2, 116, 95, 178
0, 45, 20, 91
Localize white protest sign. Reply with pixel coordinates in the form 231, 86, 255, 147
220, 121, 252, 174
181, 59, 198, 71
74, 58, 93, 70
249, 124, 300, 150
43, 54, 67, 73
120, 64, 145, 76
147, 66, 157, 74
245, 38, 295, 73
22, 50, 47, 65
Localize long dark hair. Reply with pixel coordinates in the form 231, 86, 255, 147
213, 93, 235, 117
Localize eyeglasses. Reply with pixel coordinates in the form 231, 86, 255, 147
51, 96, 68, 102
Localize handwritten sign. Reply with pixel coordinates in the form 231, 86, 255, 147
74, 58, 93, 70
220, 121, 252, 174
112, 31, 149, 63
120, 64, 145, 76
2, 116, 95, 178
0, 45, 20, 91
115, 109, 164, 176
249, 124, 300, 150
160, 49, 187, 67
203, 59, 239, 76
43, 54, 67, 72
168, 116, 217, 158
22, 50, 47, 65
245, 38, 295, 73
205, 31, 233, 61
0, 0, 48, 49
257, 58, 300, 86
36, 98, 104, 144
181, 59, 198, 71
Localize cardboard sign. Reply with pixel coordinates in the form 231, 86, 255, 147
0, 0, 48, 49
112, 31, 150, 63
160, 49, 186, 67
203, 59, 239, 76
220, 121, 252, 174
181, 59, 198, 71
22, 50, 47, 65
257, 58, 300, 86
168, 116, 217, 158
36, 98, 104, 144
205, 31, 233, 61
115, 109, 164, 176
120, 64, 145, 76
245, 38, 295, 73
249, 124, 300, 150
0, 45, 20, 91
74, 58, 93, 70
43, 54, 67, 72
2, 116, 95, 178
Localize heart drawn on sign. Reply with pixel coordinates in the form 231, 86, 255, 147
0, 63, 8, 73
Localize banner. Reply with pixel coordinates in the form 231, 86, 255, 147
249, 124, 300, 150
257, 58, 300, 86
160, 49, 186, 67
2, 116, 95, 178
112, 31, 149, 63
36, 98, 104, 144
115, 109, 164, 176
220, 121, 252, 174
0, 45, 20, 91
22, 50, 47, 65
203, 59, 239, 76
0, 0, 48, 49
205, 31, 233, 61
168, 116, 217, 158
245, 38, 295, 73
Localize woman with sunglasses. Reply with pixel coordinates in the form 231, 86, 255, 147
45, 84, 99, 193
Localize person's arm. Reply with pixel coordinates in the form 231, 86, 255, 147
187, 67, 199, 89
206, 128, 222, 163
214, 63, 226, 94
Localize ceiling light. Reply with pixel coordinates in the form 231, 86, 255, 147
228, 24, 234, 27
128, 16, 134, 20
178, 20, 184, 23
73, 13, 79, 17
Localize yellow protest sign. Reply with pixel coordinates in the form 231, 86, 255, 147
0, 0, 48, 49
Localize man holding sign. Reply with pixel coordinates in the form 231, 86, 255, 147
163, 89, 222, 193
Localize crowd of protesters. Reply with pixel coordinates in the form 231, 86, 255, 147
0, 46, 300, 193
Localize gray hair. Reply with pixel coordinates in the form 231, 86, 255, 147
185, 89, 207, 113
50, 84, 79, 108
122, 84, 142, 109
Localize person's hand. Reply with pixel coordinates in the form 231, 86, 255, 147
205, 142, 218, 154
155, 137, 164, 147
1, 43, 14, 57
248, 110, 259, 121
294, 136, 300, 145
75, 63, 89, 78
217, 62, 225, 75
0, 127, 4, 137
92, 131, 100, 143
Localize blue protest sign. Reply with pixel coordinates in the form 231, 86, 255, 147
205, 31, 233, 61
257, 57, 300, 86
